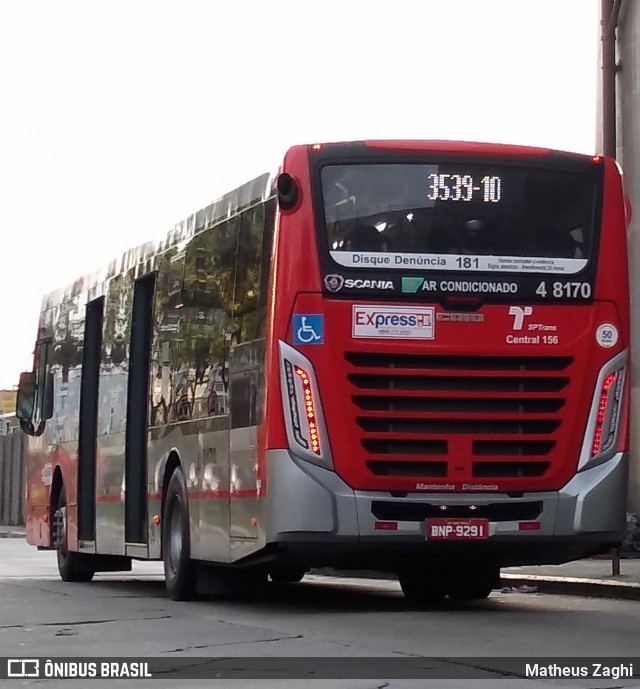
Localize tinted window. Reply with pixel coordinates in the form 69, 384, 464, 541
233, 199, 275, 343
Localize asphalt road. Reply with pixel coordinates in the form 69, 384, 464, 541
1, 539, 639, 689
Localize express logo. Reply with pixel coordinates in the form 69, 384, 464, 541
352, 305, 435, 340
323, 274, 345, 292
355, 312, 430, 327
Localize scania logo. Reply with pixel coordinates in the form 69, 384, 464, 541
324, 274, 345, 292
345, 279, 394, 290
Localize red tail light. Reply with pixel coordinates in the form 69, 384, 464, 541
579, 351, 627, 471
591, 372, 618, 457
294, 365, 321, 455
579, 350, 627, 472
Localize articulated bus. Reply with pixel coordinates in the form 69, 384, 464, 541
16, 140, 630, 603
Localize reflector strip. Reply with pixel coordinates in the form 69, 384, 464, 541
518, 521, 541, 531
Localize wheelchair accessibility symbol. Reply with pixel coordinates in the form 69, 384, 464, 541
293, 314, 324, 345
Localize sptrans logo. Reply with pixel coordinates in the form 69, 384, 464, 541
352, 305, 435, 340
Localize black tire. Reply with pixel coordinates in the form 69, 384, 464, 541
55, 489, 95, 583
398, 568, 447, 607
196, 564, 267, 597
162, 467, 197, 600
448, 581, 494, 601
447, 566, 498, 601
269, 566, 306, 584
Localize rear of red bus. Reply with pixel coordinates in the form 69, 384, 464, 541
261, 141, 629, 595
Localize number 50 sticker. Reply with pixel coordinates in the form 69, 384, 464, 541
596, 323, 619, 349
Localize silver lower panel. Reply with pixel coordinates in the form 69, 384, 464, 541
262, 450, 628, 568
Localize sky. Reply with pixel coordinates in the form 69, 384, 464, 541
0, 0, 600, 390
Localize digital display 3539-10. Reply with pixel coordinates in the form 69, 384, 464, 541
427, 173, 502, 203
321, 162, 598, 276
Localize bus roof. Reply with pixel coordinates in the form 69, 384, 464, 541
40, 172, 273, 313
303, 139, 597, 161
38, 139, 601, 313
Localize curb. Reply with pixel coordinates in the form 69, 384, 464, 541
0, 530, 25, 539
501, 573, 640, 601
314, 569, 640, 602
1, 539, 638, 600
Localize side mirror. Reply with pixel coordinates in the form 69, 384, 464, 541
276, 173, 299, 211
15, 371, 35, 421
16, 370, 53, 436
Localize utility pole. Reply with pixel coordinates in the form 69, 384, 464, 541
601, 0, 623, 576
601, 0, 616, 156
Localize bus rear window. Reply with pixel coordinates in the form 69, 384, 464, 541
320, 163, 598, 274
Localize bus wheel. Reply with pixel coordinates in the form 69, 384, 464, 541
162, 467, 197, 600
269, 566, 306, 584
54, 489, 95, 583
447, 566, 498, 601
398, 568, 447, 607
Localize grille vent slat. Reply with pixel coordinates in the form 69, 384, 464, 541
348, 374, 569, 393
357, 417, 560, 434
361, 439, 448, 455
473, 440, 555, 456
354, 396, 565, 414
366, 461, 447, 477
472, 461, 550, 477
346, 352, 572, 371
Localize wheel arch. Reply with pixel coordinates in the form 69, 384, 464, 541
48, 466, 64, 546
160, 450, 182, 556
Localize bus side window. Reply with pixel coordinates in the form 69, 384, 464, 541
181, 216, 239, 308
164, 217, 240, 421
234, 199, 274, 343
34, 335, 54, 425
257, 198, 276, 334
228, 199, 274, 429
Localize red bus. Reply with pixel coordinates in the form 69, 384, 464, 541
16, 140, 630, 604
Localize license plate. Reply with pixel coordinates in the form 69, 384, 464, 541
426, 518, 489, 540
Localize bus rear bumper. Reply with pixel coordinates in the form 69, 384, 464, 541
264, 450, 628, 568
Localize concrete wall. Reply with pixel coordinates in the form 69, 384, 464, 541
0, 431, 25, 526
617, 0, 640, 512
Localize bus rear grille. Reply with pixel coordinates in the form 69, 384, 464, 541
346, 352, 572, 482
